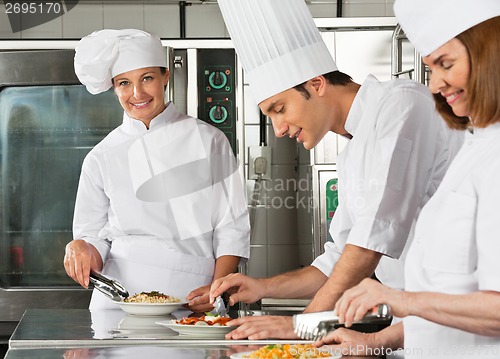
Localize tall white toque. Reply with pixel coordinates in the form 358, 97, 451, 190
394, 0, 500, 56
218, 0, 338, 104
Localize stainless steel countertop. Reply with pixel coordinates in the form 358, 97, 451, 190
7, 309, 405, 358
9, 309, 314, 348
4, 345, 405, 359
5, 345, 262, 359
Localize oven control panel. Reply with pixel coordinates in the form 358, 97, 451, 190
197, 49, 237, 155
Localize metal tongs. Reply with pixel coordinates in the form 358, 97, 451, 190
293, 304, 392, 341
210, 296, 228, 317
89, 270, 129, 302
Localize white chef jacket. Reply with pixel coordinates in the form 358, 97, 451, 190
73, 102, 250, 309
312, 75, 463, 290
404, 123, 500, 358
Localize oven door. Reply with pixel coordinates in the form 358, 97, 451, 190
0, 49, 123, 328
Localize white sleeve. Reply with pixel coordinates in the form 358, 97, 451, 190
311, 241, 342, 276
72, 152, 111, 263
209, 131, 250, 263
346, 89, 453, 259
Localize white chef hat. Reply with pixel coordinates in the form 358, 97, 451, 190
394, 0, 500, 56
74, 29, 167, 95
218, 0, 338, 104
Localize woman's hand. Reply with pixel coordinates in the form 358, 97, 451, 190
186, 284, 217, 313
313, 322, 404, 356
313, 327, 380, 356
335, 278, 409, 327
63, 239, 102, 288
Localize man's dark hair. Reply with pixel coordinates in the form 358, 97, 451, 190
293, 70, 353, 99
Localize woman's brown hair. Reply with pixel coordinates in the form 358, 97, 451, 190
434, 16, 500, 130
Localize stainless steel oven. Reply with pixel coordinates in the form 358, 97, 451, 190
0, 48, 118, 331
0, 40, 244, 340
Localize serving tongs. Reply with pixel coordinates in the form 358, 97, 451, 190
206, 295, 229, 318
293, 304, 392, 341
89, 270, 129, 302
212, 296, 228, 317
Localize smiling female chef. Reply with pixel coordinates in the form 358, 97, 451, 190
314, 0, 500, 357
63, 29, 250, 312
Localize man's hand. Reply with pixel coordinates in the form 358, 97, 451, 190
210, 273, 267, 306
225, 316, 298, 340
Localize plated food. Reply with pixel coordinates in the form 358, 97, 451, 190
116, 291, 186, 316
231, 344, 338, 359
156, 316, 235, 338
175, 315, 232, 326
124, 291, 181, 303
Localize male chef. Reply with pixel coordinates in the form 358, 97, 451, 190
210, 0, 464, 339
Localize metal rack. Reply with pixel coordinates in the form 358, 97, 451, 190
391, 23, 427, 85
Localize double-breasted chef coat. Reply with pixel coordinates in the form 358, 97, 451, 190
404, 123, 500, 357
73, 102, 250, 310
311, 75, 464, 291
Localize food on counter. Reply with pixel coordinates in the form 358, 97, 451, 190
124, 291, 181, 303
175, 315, 232, 326
243, 344, 332, 358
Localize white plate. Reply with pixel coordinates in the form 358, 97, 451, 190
116, 301, 186, 316
156, 319, 234, 338
229, 348, 341, 358
118, 314, 175, 329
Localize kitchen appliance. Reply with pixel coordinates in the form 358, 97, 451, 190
0, 39, 244, 342
0, 48, 121, 344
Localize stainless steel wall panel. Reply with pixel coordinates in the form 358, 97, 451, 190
267, 207, 297, 246
247, 245, 267, 279
267, 244, 300, 277
265, 130, 297, 166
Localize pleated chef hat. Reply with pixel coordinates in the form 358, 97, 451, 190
394, 0, 500, 56
218, 0, 337, 104
74, 29, 167, 95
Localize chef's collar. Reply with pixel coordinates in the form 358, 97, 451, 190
467, 122, 500, 139
121, 102, 174, 134
343, 75, 379, 137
